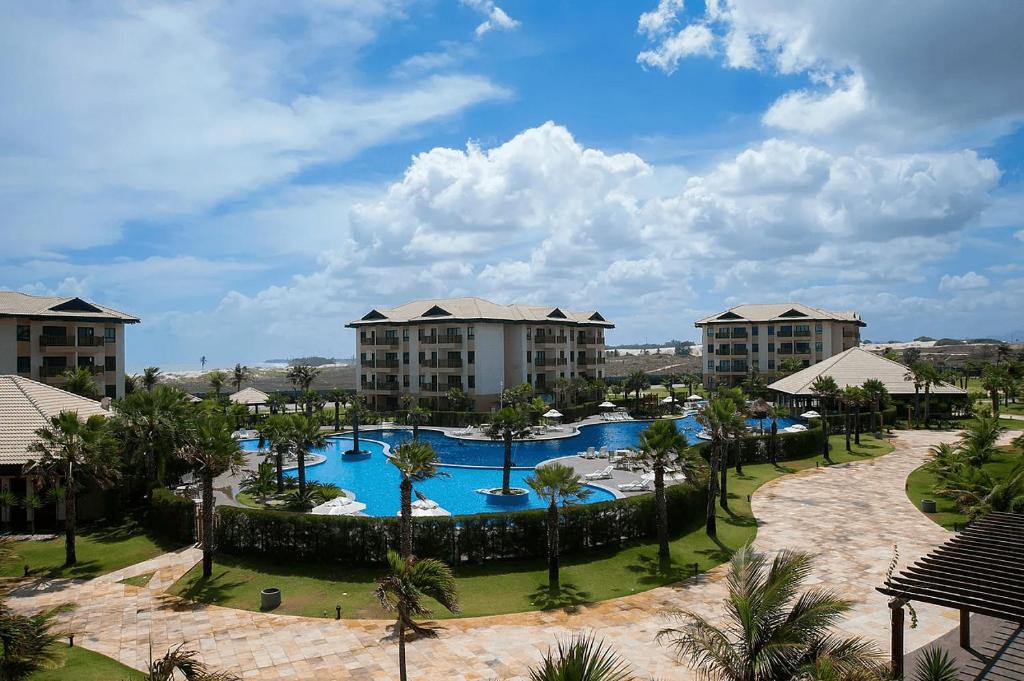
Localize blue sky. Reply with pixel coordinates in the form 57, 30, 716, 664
1, 0, 1023, 372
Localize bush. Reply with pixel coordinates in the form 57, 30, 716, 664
149, 488, 195, 544
214, 482, 707, 567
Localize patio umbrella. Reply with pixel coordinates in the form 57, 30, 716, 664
598, 401, 616, 408
311, 496, 366, 516
685, 394, 702, 401
801, 410, 821, 419
543, 409, 563, 419
397, 498, 452, 517
661, 396, 677, 403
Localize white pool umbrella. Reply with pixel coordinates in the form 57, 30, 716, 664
598, 401, 616, 408
661, 396, 676, 403
686, 395, 702, 401
801, 410, 821, 419
543, 409, 563, 419
397, 498, 452, 517
311, 496, 366, 515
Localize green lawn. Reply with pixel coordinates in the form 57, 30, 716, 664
29, 645, 142, 681
0, 518, 182, 580
906, 443, 1023, 530
170, 434, 893, 620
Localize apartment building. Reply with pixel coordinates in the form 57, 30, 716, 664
0, 292, 140, 399
694, 303, 864, 389
346, 297, 613, 411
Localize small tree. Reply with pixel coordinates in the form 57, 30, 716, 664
810, 376, 839, 461
284, 414, 327, 503
207, 370, 227, 399
526, 462, 590, 593
259, 414, 292, 494
484, 407, 532, 494
239, 461, 276, 505
861, 378, 888, 434
634, 419, 694, 564
528, 634, 638, 681
25, 411, 118, 566
376, 551, 459, 681
328, 389, 347, 431
142, 366, 161, 391
61, 367, 99, 399
231, 363, 252, 393
144, 643, 240, 680
389, 441, 445, 559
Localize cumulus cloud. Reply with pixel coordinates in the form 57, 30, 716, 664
939, 271, 990, 291
637, 24, 715, 73
461, 0, 520, 37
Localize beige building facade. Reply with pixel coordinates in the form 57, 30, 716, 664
346, 297, 613, 411
0, 292, 139, 399
695, 303, 864, 389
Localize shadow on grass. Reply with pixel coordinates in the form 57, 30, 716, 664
623, 552, 691, 586
172, 571, 247, 608
527, 581, 592, 611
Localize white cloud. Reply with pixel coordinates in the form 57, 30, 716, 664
939, 271, 990, 291
638, 0, 685, 38
461, 0, 520, 37
637, 24, 715, 73
1016, 229, 1024, 241
762, 74, 868, 133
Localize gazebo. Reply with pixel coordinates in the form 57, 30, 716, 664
228, 387, 270, 413
877, 512, 1024, 678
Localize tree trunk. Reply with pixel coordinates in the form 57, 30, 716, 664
924, 388, 931, 427
734, 439, 743, 475
770, 419, 778, 465
413, 420, 419, 441
705, 452, 719, 537
334, 403, 340, 431
352, 410, 361, 453
397, 614, 408, 681
202, 470, 214, 578
821, 407, 831, 461
913, 388, 920, 428
991, 390, 1000, 416
854, 405, 861, 445
297, 449, 306, 499
547, 499, 559, 592
719, 443, 729, 509
400, 477, 413, 560
275, 450, 284, 494
655, 464, 668, 563
502, 433, 512, 495
845, 401, 851, 452
870, 400, 877, 434
65, 482, 77, 566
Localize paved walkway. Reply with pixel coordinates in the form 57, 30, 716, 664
8, 430, 1010, 680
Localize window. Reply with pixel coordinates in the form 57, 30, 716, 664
751, 326, 759, 336
467, 326, 475, 339
446, 327, 460, 336
707, 360, 714, 370
707, 344, 713, 353
815, 323, 823, 334
752, 343, 759, 352
104, 327, 116, 342
768, 342, 775, 352
105, 385, 117, 399
16, 325, 29, 341
768, 359, 775, 370
468, 375, 475, 389
752, 360, 759, 369
468, 351, 475, 365
527, 373, 532, 384
768, 325, 775, 335
104, 356, 116, 372
385, 329, 398, 339
815, 341, 823, 352
403, 375, 410, 387
17, 356, 30, 373
570, 371, 575, 378
403, 329, 409, 341
526, 350, 532, 363
570, 350, 575, 361
403, 352, 409, 365
526, 328, 532, 340
559, 372, 565, 379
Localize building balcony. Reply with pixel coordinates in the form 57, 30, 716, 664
78, 336, 106, 347
576, 335, 602, 345
419, 383, 444, 394
38, 366, 69, 379
535, 357, 568, 367
578, 356, 605, 366
39, 335, 75, 348
715, 349, 732, 356
81, 365, 105, 375
534, 336, 568, 345
776, 331, 793, 338
714, 331, 731, 339
794, 331, 812, 338
362, 337, 400, 347
794, 345, 812, 355
418, 335, 463, 345
731, 346, 748, 355
419, 358, 463, 369
731, 331, 748, 339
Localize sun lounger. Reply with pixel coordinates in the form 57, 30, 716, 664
617, 479, 651, 492
585, 446, 596, 459
599, 446, 608, 458
584, 465, 613, 480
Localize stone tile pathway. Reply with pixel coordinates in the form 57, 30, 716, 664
9, 430, 1011, 680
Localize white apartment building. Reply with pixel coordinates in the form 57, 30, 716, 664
695, 303, 864, 389
346, 297, 613, 411
0, 292, 139, 399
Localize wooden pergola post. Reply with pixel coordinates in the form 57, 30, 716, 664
889, 598, 906, 679
960, 608, 970, 648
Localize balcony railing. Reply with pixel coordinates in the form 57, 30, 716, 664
535, 357, 568, 367
39, 335, 75, 348
731, 346, 748, 355
78, 336, 106, 347
731, 331, 748, 339
419, 383, 443, 393
794, 345, 812, 355
578, 356, 606, 366
776, 330, 793, 338
794, 331, 811, 338
714, 331, 731, 339
534, 336, 568, 345
577, 335, 602, 345
777, 348, 793, 355
418, 335, 463, 345
362, 337, 400, 347
83, 365, 105, 375
38, 366, 69, 378
716, 349, 732, 356
419, 358, 463, 369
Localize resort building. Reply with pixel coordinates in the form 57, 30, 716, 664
346, 297, 613, 411
695, 303, 865, 388
0, 291, 139, 399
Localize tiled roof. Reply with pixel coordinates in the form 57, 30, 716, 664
347, 297, 614, 327
695, 302, 863, 326
0, 291, 139, 322
0, 375, 109, 465
228, 387, 270, 405
766, 347, 967, 396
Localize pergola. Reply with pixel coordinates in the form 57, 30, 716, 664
877, 512, 1024, 677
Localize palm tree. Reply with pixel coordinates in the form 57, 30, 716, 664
142, 366, 161, 391
663, 372, 683, 409
284, 414, 327, 504
124, 373, 140, 395
144, 643, 240, 680
446, 386, 470, 411
484, 407, 533, 495
178, 410, 243, 578
20, 493, 43, 536
348, 395, 367, 455
767, 404, 785, 465
231, 363, 252, 393
861, 379, 887, 435
635, 419, 693, 563
266, 392, 288, 414
328, 389, 347, 431
776, 357, 805, 379
207, 370, 227, 399
409, 406, 430, 440
810, 375, 839, 461
840, 386, 858, 451
61, 366, 99, 399
376, 550, 459, 681
259, 413, 292, 494
0, 600, 70, 680
624, 370, 649, 409
286, 364, 321, 408
239, 462, 276, 505
696, 397, 744, 535
528, 633, 638, 681
981, 363, 1005, 417
389, 441, 445, 559
24, 411, 118, 565
657, 545, 882, 680
112, 385, 190, 488
526, 462, 591, 592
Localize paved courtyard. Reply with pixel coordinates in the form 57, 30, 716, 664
8, 429, 1009, 680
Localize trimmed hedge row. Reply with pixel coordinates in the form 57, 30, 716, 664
149, 488, 195, 544
214, 481, 707, 567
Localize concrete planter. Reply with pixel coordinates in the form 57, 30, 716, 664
479, 487, 530, 507
260, 587, 281, 611
921, 499, 937, 514
342, 449, 371, 458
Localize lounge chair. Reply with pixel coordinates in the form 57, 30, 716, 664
585, 446, 596, 459
617, 479, 651, 492
599, 446, 608, 458
584, 465, 614, 480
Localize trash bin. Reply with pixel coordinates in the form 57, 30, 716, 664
921, 499, 937, 513
260, 587, 281, 610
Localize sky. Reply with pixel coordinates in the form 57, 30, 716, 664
2, 0, 1023, 372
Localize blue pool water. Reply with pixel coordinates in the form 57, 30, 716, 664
239, 416, 794, 517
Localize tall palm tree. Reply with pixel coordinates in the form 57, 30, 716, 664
239, 462, 276, 505
348, 394, 367, 455
657, 545, 882, 680
904, 362, 928, 428
376, 550, 459, 681
840, 386, 858, 451
776, 357, 805, 379
144, 643, 240, 680
231, 363, 252, 393
526, 462, 591, 593
178, 410, 243, 578
409, 406, 430, 440
810, 375, 839, 461
664, 372, 683, 409
696, 397, 744, 535
207, 370, 227, 399
635, 419, 695, 563
111, 385, 189, 488
389, 441, 445, 559
328, 389, 347, 431
624, 370, 649, 409
484, 407, 532, 495
259, 414, 292, 494
861, 378, 887, 435
142, 366, 161, 391
284, 414, 327, 504
981, 363, 1005, 417
528, 634, 638, 681
286, 364, 321, 405
266, 392, 288, 414
61, 367, 99, 399
24, 411, 118, 565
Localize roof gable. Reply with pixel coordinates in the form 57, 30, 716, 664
588, 312, 606, 322
360, 309, 387, 321
778, 308, 809, 318
420, 305, 452, 318
49, 297, 103, 314
717, 311, 743, 320
547, 308, 568, 319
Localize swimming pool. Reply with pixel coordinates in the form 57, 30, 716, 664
238, 416, 793, 517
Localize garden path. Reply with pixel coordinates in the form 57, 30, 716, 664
10, 430, 1008, 680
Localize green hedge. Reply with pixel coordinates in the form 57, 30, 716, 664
214, 481, 707, 567
149, 488, 195, 544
